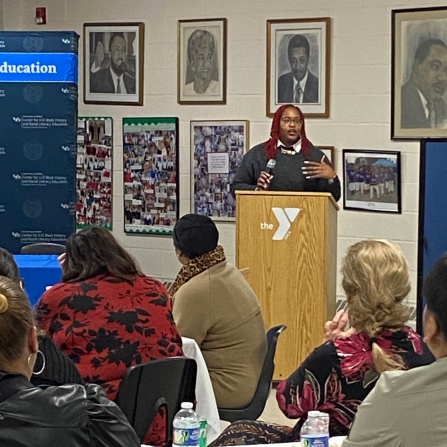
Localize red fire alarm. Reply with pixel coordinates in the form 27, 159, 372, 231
35, 7, 47, 25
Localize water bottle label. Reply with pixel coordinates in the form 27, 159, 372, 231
301, 435, 329, 447
173, 427, 200, 447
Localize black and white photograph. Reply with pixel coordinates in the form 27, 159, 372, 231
123, 117, 179, 235
267, 18, 331, 118
83, 22, 144, 105
392, 7, 447, 139
76, 117, 113, 230
191, 120, 248, 220
178, 18, 227, 104
343, 150, 402, 214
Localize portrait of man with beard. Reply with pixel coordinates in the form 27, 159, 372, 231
90, 32, 136, 94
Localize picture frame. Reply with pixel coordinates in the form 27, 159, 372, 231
83, 22, 144, 105
392, 7, 447, 139
343, 149, 401, 214
191, 120, 249, 221
266, 18, 331, 118
123, 117, 179, 235
76, 117, 113, 230
319, 145, 335, 166
177, 18, 227, 104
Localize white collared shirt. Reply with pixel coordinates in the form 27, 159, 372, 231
292, 71, 309, 102
110, 68, 127, 94
416, 88, 430, 119
278, 139, 302, 153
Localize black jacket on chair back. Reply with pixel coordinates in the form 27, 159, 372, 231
0, 371, 139, 447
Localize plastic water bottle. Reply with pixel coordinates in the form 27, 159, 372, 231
300, 410, 329, 447
173, 402, 200, 447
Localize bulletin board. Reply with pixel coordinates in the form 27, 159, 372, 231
191, 120, 248, 220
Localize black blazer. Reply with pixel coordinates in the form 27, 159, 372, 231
90, 68, 136, 94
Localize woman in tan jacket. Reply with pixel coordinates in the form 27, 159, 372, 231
171, 214, 267, 409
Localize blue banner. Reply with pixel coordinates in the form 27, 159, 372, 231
0, 31, 79, 254
0, 53, 78, 83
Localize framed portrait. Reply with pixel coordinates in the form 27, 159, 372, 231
83, 22, 144, 105
191, 120, 249, 221
177, 18, 227, 104
76, 117, 113, 230
392, 7, 447, 139
267, 18, 331, 118
319, 145, 335, 165
123, 117, 179, 235
343, 149, 402, 214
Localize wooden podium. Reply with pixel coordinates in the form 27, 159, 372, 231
235, 191, 338, 380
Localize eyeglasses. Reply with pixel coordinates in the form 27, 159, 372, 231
281, 117, 301, 125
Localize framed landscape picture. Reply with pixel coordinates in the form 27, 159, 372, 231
267, 18, 331, 118
191, 120, 249, 220
343, 149, 402, 214
83, 22, 144, 105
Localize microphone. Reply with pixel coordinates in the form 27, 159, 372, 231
256, 159, 276, 191
266, 159, 276, 175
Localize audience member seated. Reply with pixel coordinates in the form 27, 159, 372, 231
342, 253, 447, 446
35, 227, 184, 446
0, 247, 83, 387
211, 239, 434, 445
170, 214, 267, 409
0, 275, 140, 447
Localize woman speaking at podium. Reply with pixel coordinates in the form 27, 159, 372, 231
231, 104, 340, 201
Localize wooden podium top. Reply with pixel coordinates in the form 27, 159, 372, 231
235, 190, 339, 211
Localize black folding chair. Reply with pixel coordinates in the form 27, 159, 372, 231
116, 357, 197, 445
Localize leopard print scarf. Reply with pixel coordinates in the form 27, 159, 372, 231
169, 245, 226, 296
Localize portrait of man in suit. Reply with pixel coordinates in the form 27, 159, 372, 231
90, 32, 136, 95
277, 34, 319, 104
401, 38, 447, 129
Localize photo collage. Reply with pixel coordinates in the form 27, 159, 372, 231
76, 117, 113, 230
192, 121, 247, 220
123, 118, 178, 235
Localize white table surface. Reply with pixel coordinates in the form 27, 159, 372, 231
182, 336, 222, 444
143, 438, 346, 447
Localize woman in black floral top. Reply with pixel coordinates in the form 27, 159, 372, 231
211, 239, 434, 445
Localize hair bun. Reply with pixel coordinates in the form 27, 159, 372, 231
0, 293, 8, 313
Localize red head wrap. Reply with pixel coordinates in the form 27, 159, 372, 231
264, 104, 311, 159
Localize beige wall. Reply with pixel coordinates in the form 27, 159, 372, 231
2, 0, 443, 311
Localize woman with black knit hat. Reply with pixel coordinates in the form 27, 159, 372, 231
170, 214, 267, 409
231, 104, 340, 201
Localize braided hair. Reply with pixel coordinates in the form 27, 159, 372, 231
264, 104, 311, 159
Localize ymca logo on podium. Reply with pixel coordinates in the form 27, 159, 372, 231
260, 207, 301, 240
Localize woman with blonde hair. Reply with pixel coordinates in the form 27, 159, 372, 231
211, 239, 434, 445
0, 275, 139, 446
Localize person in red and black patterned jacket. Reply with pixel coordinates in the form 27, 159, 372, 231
35, 227, 183, 446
